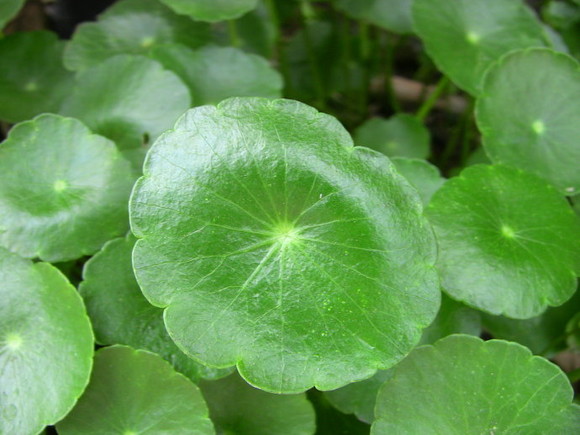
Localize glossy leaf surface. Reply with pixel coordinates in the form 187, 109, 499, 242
426, 164, 580, 318
412, 0, 548, 95
333, 0, 413, 34
391, 158, 445, 206
160, 0, 258, 22
0, 31, 73, 123
324, 294, 479, 424
476, 48, 580, 195
80, 235, 232, 382
353, 115, 430, 159
150, 44, 283, 105
131, 97, 440, 393
372, 335, 578, 434
57, 346, 214, 434
64, 0, 210, 71
199, 372, 316, 435
60, 54, 190, 166
0, 114, 135, 262
0, 248, 93, 435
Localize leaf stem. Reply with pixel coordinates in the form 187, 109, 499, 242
227, 20, 240, 47
416, 76, 449, 122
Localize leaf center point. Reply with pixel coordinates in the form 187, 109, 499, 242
53, 179, 68, 192
501, 224, 516, 239
4, 333, 23, 350
273, 222, 299, 246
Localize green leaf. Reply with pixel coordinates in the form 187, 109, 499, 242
150, 44, 283, 106
199, 372, 316, 434
412, 0, 548, 95
63, 0, 211, 71
0, 114, 135, 262
130, 97, 440, 393
353, 115, 430, 159
56, 346, 215, 434
391, 158, 445, 206
80, 234, 233, 382
332, 0, 413, 34
0, 248, 93, 435
426, 164, 580, 319
566, 311, 580, 350
324, 294, 479, 424
160, 0, 259, 22
482, 289, 580, 355
372, 335, 578, 434
476, 48, 580, 195
0, 31, 73, 123
60, 54, 191, 167
0, 0, 24, 29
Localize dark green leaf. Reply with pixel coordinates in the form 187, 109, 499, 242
372, 335, 579, 434
412, 0, 549, 95
130, 97, 440, 393
333, 0, 413, 34
353, 115, 430, 159
150, 44, 283, 105
476, 48, 580, 195
160, 0, 259, 22
0, 0, 25, 29
426, 164, 580, 318
0, 31, 73, 123
80, 234, 233, 382
64, 0, 211, 71
0, 248, 93, 435
0, 114, 135, 262
56, 346, 214, 434
199, 372, 316, 435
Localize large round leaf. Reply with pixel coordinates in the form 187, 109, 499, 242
426, 164, 580, 319
150, 44, 283, 105
0, 31, 73, 123
353, 115, 430, 159
160, 0, 258, 22
412, 0, 549, 95
372, 335, 579, 434
199, 372, 316, 435
324, 294, 479, 424
0, 0, 25, 29
0, 248, 93, 435
476, 48, 580, 195
57, 346, 214, 434
130, 97, 440, 393
0, 114, 135, 262
60, 54, 191, 166
332, 0, 413, 34
80, 234, 232, 382
63, 0, 210, 71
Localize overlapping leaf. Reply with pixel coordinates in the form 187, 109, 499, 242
333, 0, 413, 34
130, 97, 440, 393
160, 0, 259, 22
0, 248, 93, 435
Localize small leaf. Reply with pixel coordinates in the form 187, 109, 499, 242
372, 335, 579, 434
391, 158, 445, 205
426, 164, 580, 319
150, 44, 283, 105
324, 294, 479, 424
353, 115, 430, 159
160, 0, 259, 22
0, 0, 24, 28
56, 346, 215, 434
60, 54, 191, 167
476, 48, 580, 195
130, 97, 440, 393
80, 234, 233, 382
0, 248, 93, 435
0, 114, 135, 262
412, 0, 548, 95
199, 372, 316, 435
63, 0, 211, 71
0, 31, 74, 123
332, 0, 413, 34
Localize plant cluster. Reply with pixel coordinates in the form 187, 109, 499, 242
1, 0, 579, 434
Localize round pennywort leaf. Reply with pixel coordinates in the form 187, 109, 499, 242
160, 0, 259, 22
